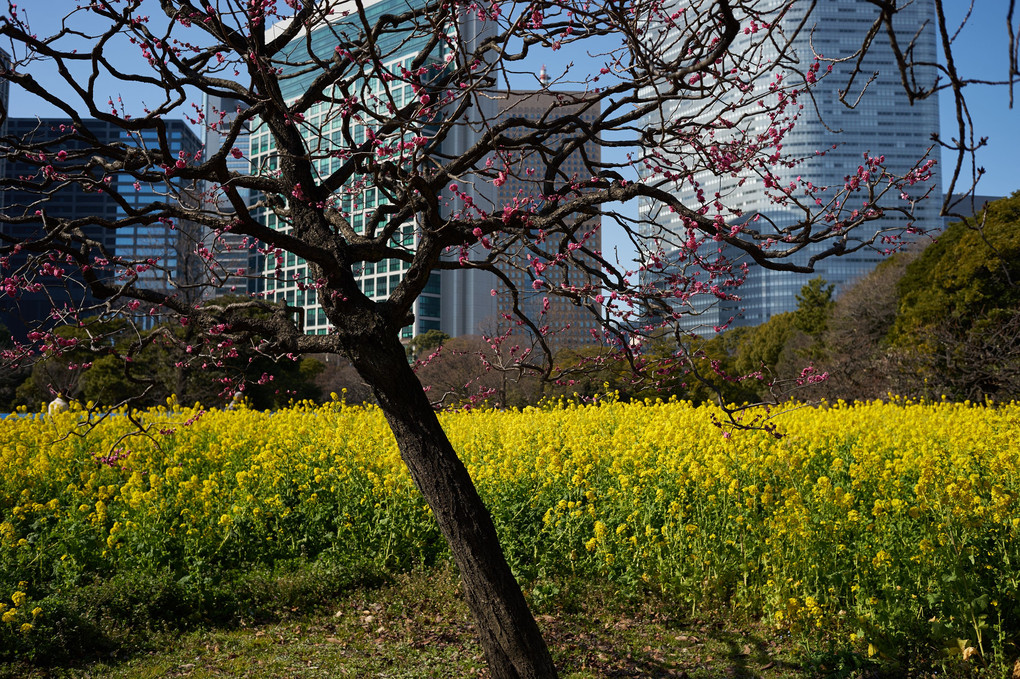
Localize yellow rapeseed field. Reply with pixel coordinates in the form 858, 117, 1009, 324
1, 396, 1018, 662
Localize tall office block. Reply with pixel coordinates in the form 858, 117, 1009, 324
254, 3, 600, 350
448, 89, 602, 351
0, 49, 9, 161
201, 93, 260, 298
638, 1, 941, 335
1, 118, 204, 339
252, 0, 479, 338
113, 120, 204, 306
1, 118, 121, 340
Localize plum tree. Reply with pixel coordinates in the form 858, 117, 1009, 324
0, 0, 1011, 676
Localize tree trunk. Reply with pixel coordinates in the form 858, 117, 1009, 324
348, 333, 558, 679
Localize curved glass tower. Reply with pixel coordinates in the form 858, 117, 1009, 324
638, 0, 941, 335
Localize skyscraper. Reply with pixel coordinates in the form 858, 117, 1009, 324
638, 0, 941, 335
201, 93, 260, 298
112, 120, 204, 306
460, 89, 603, 351
1, 118, 121, 340
0, 118, 204, 339
251, 0, 478, 338
0, 49, 9, 147
254, 4, 602, 349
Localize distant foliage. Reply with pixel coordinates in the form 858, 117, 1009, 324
5, 194, 1019, 411
894, 192, 1020, 339
694, 193, 1020, 404
6, 312, 324, 412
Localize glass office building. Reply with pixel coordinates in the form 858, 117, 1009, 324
1, 119, 122, 340
1, 118, 203, 337
251, 0, 479, 338
113, 120, 204, 307
254, 4, 603, 347
637, 0, 941, 335
481, 90, 603, 351
202, 93, 260, 298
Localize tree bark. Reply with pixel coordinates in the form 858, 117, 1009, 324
348, 332, 558, 679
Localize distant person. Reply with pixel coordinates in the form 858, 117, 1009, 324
226, 392, 243, 410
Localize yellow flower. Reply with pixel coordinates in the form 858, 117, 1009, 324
872, 550, 892, 569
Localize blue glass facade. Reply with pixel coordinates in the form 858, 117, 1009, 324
1, 119, 122, 340
113, 121, 203, 306
0, 118, 203, 338
638, 0, 941, 336
254, 0, 464, 338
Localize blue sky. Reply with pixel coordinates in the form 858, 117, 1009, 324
935, 1, 1019, 199
6, 1, 1016, 198
5, 0, 1017, 269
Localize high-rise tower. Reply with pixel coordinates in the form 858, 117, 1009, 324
251, 0, 488, 339
253, 5, 602, 349
471, 90, 603, 351
1, 118, 203, 338
113, 120, 204, 307
638, 0, 941, 335
201, 94, 260, 298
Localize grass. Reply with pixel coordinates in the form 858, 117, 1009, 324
1, 565, 993, 679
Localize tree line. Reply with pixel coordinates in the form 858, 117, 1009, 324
400, 192, 1020, 408
8, 192, 1014, 413
676, 191, 1020, 406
